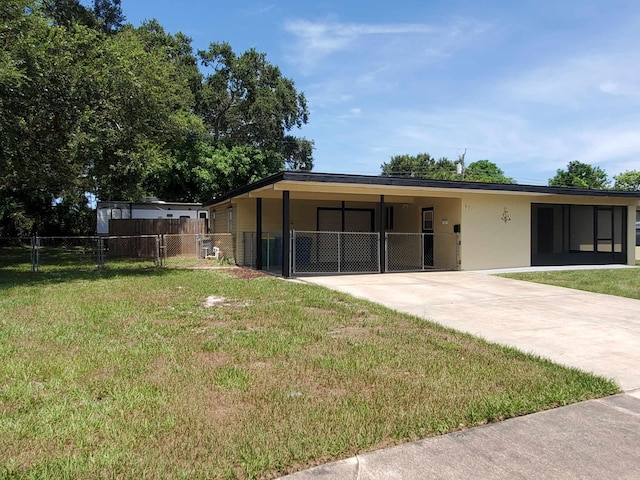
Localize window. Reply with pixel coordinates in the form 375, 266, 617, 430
422, 209, 434, 231
199, 212, 207, 219
569, 206, 593, 252
111, 208, 122, 219
532, 203, 627, 266
228, 208, 233, 233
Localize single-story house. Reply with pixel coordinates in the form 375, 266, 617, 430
97, 199, 209, 235
205, 172, 640, 277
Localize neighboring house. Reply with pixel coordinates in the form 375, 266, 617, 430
205, 172, 640, 277
97, 199, 209, 235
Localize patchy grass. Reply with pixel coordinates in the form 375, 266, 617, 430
500, 268, 640, 300
0, 264, 619, 479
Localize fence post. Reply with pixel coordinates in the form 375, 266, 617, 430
250, 232, 254, 268
384, 232, 388, 272
421, 233, 425, 271
156, 235, 162, 267
97, 236, 105, 270
291, 230, 296, 275
337, 232, 341, 273
31, 235, 39, 272
376, 233, 381, 273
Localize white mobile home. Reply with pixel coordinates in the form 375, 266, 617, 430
97, 199, 208, 235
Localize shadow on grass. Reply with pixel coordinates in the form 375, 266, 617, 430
0, 263, 175, 292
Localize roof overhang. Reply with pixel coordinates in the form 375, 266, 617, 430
204, 171, 640, 207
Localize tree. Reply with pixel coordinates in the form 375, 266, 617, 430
464, 160, 515, 184
197, 42, 313, 170
0, 4, 195, 233
0, 5, 315, 234
0, 1, 102, 235
92, 0, 125, 33
381, 154, 515, 184
548, 161, 610, 189
42, 0, 97, 29
282, 135, 314, 171
83, 24, 198, 201
381, 153, 459, 180
613, 170, 640, 191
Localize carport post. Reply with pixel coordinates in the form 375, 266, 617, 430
282, 191, 290, 278
380, 195, 386, 273
256, 198, 262, 270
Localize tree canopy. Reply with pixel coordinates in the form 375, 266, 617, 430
381, 153, 459, 180
381, 154, 514, 183
0, 0, 313, 235
464, 159, 515, 184
613, 170, 640, 191
548, 161, 610, 189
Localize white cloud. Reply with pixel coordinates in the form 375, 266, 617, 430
574, 128, 640, 168
243, 2, 276, 15
310, 103, 640, 184
284, 18, 491, 73
506, 53, 640, 106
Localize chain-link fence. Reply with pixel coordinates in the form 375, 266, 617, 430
240, 231, 282, 274
0, 237, 34, 271
292, 231, 380, 275
103, 235, 160, 269
162, 233, 235, 268
161, 234, 199, 267
242, 232, 256, 268
386, 232, 459, 272
238, 230, 461, 276
200, 234, 234, 263
0, 233, 234, 272
35, 236, 102, 271
3, 231, 460, 275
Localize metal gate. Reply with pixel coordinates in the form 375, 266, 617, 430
292, 230, 380, 275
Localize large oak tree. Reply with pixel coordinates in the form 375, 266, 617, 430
0, 1, 313, 235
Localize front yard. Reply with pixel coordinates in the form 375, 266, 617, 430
501, 267, 640, 300
0, 265, 619, 479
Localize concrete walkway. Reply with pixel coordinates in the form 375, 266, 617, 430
282, 394, 640, 479
279, 269, 640, 479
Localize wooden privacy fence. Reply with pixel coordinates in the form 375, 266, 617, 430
107, 219, 207, 257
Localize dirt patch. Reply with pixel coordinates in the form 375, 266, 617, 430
193, 351, 232, 370
226, 267, 268, 280
202, 295, 250, 308
327, 326, 373, 340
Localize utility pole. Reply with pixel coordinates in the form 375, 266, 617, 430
457, 148, 467, 180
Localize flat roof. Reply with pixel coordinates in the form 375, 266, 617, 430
98, 201, 203, 208
205, 171, 640, 206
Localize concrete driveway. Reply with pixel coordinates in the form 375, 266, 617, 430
303, 271, 640, 393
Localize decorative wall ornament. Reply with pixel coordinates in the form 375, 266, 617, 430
501, 207, 511, 223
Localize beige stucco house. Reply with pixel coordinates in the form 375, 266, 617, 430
205, 172, 640, 277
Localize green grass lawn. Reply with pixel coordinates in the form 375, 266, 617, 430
0, 263, 619, 479
500, 268, 640, 300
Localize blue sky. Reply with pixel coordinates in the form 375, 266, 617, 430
124, 0, 640, 185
